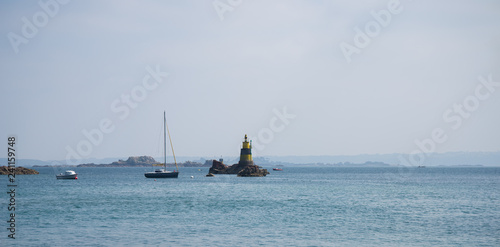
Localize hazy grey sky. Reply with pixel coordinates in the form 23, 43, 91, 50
1, 0, 499, 162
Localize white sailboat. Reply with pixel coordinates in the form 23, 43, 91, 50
144, 111, 179, 178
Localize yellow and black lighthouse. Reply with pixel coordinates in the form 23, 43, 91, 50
238, 134, 253, 166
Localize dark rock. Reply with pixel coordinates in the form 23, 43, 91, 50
237, 165, 270, 177
208, 159, 229, 174
0, 166, 39, 175
208, 160, 269, 177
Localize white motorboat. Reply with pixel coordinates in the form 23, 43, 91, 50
56, 170, 78, 179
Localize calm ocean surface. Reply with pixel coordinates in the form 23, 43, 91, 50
1, 166, 499, 246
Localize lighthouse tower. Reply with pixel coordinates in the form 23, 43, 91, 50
239, 134, 254, 166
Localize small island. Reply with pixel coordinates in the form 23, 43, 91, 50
208, 135, 269, 177
0, 166, 39, 175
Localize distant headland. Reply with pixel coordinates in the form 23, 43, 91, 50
75, 156, 212, 168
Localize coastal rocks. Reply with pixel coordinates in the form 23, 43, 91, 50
226, 160, 253, 174
237, 165, 270, 177
208, 160, 269, 177
0, 166, 39, 175
208, 159, 228, 174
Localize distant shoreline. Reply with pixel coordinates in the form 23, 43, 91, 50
4, 151, 498, 167
32, 164, 488, 168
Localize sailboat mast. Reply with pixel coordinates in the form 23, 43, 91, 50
166, 122, 178, 172
164, 111, 167, 170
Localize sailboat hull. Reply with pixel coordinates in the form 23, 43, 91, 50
144, 171, 179, 178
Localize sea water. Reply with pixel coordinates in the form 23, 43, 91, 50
1, 167, 499, 246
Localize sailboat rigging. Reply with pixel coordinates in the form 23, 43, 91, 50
144, 111, 179, 178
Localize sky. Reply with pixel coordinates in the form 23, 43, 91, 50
1, 0, 499, 163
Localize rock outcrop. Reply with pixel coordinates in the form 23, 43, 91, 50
0, 166, 39, 175
208, 160, 269, 177
237, 165, 270, 177
208, 159, 228, 174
